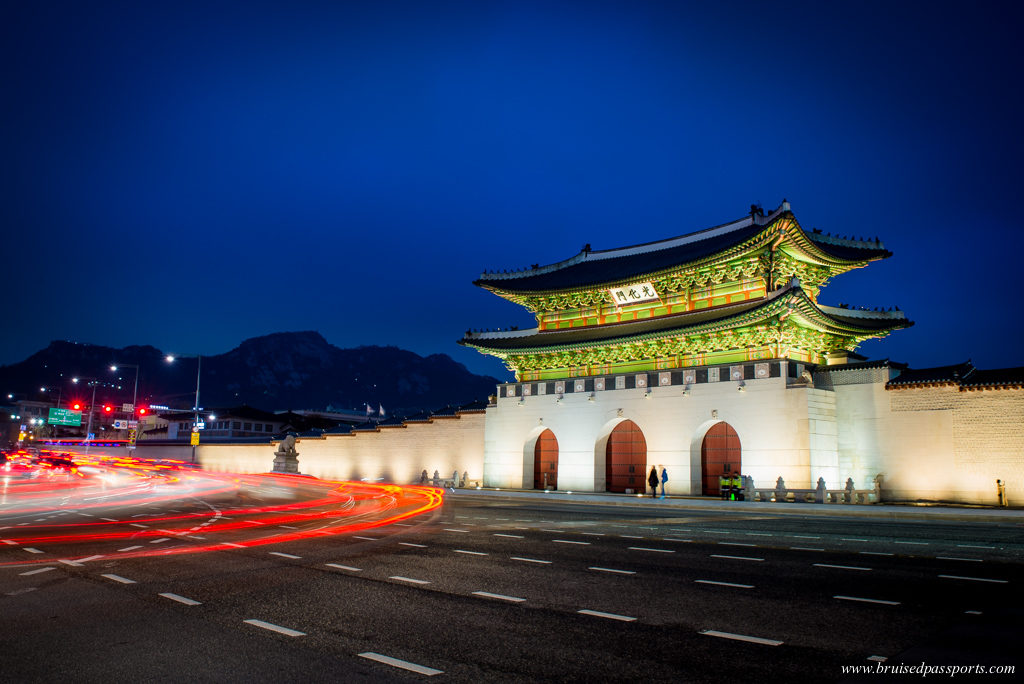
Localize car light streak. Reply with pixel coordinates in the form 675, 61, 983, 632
0, 452, 443, 566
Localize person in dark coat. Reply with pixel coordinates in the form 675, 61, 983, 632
648, 466, 659, 498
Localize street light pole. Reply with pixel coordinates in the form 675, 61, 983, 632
110, 363, 140, 447
73, 377, 99, 455
166, 354, 202, 463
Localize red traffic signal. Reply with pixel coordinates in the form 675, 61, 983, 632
103, 405, 113, 413
71, 402, 83, 410
137, 406, 147, 415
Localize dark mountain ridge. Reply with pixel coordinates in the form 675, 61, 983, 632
0, 331, 500, 416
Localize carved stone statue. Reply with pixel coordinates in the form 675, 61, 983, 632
272, 434, 300, 474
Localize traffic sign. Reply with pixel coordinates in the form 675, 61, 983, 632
113, 419, 129, 429
190, 432, 200, 446
122, 403, 134, 413
48, 408, 82, 426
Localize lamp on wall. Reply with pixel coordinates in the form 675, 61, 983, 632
737, 384, 746, 393
588, 393, 596, 402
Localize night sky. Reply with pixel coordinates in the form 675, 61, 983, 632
3, 1, 1022, 380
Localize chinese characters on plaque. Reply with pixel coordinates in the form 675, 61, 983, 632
607, 281, 660, 306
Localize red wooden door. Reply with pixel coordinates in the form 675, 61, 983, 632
533, 429, 558, 490
701, 422, 741, 495
605, 420, 648, 493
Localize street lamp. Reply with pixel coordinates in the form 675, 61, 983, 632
72, 376, 99, 454
165, 354, 201, 463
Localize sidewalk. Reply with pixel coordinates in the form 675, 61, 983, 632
446, 487, 1024, 523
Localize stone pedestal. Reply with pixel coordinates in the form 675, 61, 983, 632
272, 435, 300, 474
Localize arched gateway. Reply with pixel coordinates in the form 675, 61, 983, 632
701, 422, 741, 496
533, 429, 558, 490
605, 420, 648, 493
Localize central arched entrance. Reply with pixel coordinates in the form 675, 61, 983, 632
605, 420, 648, 493
533, 429, 558, 490
701, 422, 741, 496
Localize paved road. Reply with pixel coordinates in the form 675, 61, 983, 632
2, 482, 1021, 682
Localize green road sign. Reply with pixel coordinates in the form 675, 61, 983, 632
47, 408, 83, 426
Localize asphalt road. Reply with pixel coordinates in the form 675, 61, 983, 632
2, 481, 1022, 682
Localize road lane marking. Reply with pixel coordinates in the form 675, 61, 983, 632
160, 592, 201, 606
793, 535, 820, 539
511, 557, 551, 564
399, 542, 426, 548
353, 536, 377, 541
859, 551, 894, 556
150, 538, 170, 544
842, 538, 870, 542
589, 567, 636, 575
58, 559, 83, 567
834, 595, 900, 605
444, 529, 470, 533
578, 609, 636, 622
936, 556, 983, 562
101, 574, 136, 584
719, 542, 756, 547
118, 545, 144, 552
472, 591, 525, 603
393, 523, 413, 527
100, 517, 118, 522
553, 540, 590, 545
938, 575, 1008, 584
628, 547, 674, 553
79, 555, 104, 563
455, 549, 488, 555
619, 535, 643, 539
269, 552, 301, 559
790, 547, 825, 552
695, 580, 754, 589
957, 544, 995, 549
700, 630, 783, 646
663, 538, 693, 543
243, 619, 305, 637
23, 548, 43, 554
19, 567, 56, 576
390, 576, 430, 584
894, 541, 928, 545
222, 542, 245, 548
582, 533, 605, 537
540, 529, 561, 533
814, 563, 871, 571
493, 533, 524, 539
129, 523, 149, 528
279, 525, 298, 529
2, 540, 18, 545
358, 652, 442, 676
711, 554, 764, 562
325, 563, 361, 572
745, 533, 772, 537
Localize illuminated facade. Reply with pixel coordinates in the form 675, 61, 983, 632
461, 201, 916, 495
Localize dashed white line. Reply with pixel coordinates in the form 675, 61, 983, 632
695, 580, 754, 589
150, 538, 170, 544
279, 525, 298, 530
842, 538, 870, 542
399, 542, 426, 548
894, 541, 928, 546
353, 536, 377, 541
793, 535, 820, 539
628, 547, 674, 553
790, 547, 825, 552
582, 533, 605, 537
100, 517, 118, 522
129, 523, 149, 528
957, 544, 996, 550
325, 563, 361, 572
719, 542, 756, 547
745, 532, 773, 537
269, 551, 301, 559
936, 556, 983, 562
472, 591, 525, 603
160, 592, 201, 606
493, 533, 524, 539
2, 539, 19, 545
814, 563, 871, 571
859, 551, 894, 556
578, 609, 636, 622
700, 630, 783, 646
444, 529, 470, 533
834, 595, 900, 606
358, 652, 442, 676
711, 554, 764, 562
511, 557, 551, 564
938, 575, 1008, 584
589, 567, 636, 575
118, 545, 144, 552
23, 548, 43, 554
390, 576, 430, 585
455, 549, 488, 556
243, 619, 305, 637
553, 540, 590, 545
101, 574, 136, 584
663, 538, 693, 543
619, 535, 643, 539
79, 555, 104, 563
19, 567, 56, 576
222, 542, 245, 548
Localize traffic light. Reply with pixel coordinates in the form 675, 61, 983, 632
137, 406, 147, 416
71, 401, 83, 410
103, 405, 113, 413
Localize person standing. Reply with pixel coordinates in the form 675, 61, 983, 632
660, 467, 668, 499
648, 466, 659, 498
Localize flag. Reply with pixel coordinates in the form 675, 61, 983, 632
379, 404, 385, 418
365, 404, 373, 415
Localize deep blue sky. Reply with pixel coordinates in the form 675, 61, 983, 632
3, 1, 1022, 380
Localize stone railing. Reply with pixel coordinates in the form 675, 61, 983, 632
419, 469, 473, 489
748, 476, 880, 504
